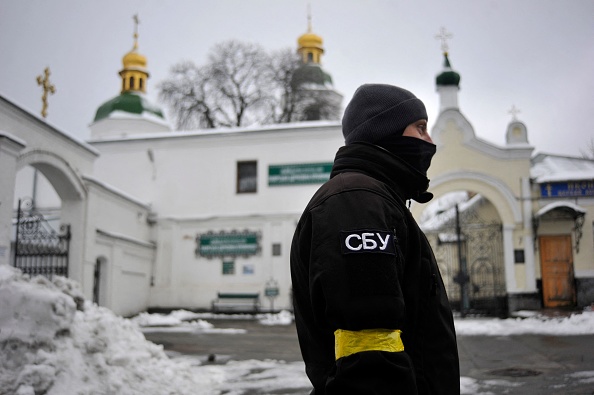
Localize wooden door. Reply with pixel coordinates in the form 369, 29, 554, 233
539, 235, 576, 307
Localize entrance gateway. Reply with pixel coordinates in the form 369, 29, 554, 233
424, 204, 506, 315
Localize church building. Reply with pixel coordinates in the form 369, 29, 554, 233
1, 21, 592, 317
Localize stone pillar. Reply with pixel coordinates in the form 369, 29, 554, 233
521, 177, 537, 291
0, 132, 26, 266
503, 224, 517, 292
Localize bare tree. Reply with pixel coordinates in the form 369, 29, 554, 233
207, 40, 272, 127
159, 40, 341, 129
159, 41, 272, 129
158, 61, 217, 129
265, 48, 302, 124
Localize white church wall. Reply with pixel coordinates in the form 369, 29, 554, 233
82, 178, 155, 316
90, 121, 344, 311
94, 231, 154, 317
89, 122, 343, 218
149, 213, 297, 311
90, 114, 170, 140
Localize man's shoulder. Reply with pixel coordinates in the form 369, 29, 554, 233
308, 171, 399, 208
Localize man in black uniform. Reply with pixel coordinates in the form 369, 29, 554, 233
290, 84, 460, 394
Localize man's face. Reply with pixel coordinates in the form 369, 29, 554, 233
402, 119, 433, 144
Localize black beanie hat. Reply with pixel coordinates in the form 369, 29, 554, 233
342, 84, 428, 145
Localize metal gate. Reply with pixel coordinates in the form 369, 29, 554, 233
13, 199, 70, 279
426, 208, 507, 316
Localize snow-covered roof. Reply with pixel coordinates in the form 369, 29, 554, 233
88, 119, 341, 144
531, 153, 594, 183
536, 201, 587, 218
420, 192, 481, 231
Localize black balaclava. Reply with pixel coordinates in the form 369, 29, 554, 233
377, 136, 436, 176
342, 83, 436, 175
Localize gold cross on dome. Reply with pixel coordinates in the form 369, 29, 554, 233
36, 67, 56, 119
435, 27, 453, 55
132, 14, 140, 48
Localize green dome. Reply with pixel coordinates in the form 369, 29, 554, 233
436, 53, 460, 87
94, 91, 164, 122
292, 63, 334, 88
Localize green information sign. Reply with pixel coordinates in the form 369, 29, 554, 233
268, 163, 333, 186
198, 232, 260, 257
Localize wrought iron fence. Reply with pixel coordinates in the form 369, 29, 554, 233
13, 199, 70, 279
427, 221, 507, 317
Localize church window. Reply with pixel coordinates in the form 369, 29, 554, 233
222, 260, 235, 275
129, 76, 135, 90
237, 161, 257, 193
307, 52, 314, 63
139, 78, 144, 90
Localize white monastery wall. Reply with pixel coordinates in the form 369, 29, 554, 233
90, 122, 344, 311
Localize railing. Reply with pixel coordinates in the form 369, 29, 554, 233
13, 199, 70, 279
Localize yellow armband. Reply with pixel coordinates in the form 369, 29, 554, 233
334, 328, 404, 360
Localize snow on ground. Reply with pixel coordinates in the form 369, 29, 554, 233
1, 263, 594, 395
455, 309, 594, 336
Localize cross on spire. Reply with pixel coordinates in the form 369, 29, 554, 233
508, 104, 521, 121
36, 67, 56, 119
435, 27, 453, 55
133, 14, 140, 49
306, 3, 312, 32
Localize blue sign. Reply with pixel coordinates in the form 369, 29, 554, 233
540, 180, 594, 198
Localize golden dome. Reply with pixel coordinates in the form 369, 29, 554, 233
298, 32, 323, 49
122, 47, 147, 69
122, 16, 147, 70
297, 11, 324, 64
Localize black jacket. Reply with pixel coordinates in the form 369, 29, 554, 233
290, 143, 460, 394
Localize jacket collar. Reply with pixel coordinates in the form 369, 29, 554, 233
330, 142, 433, 203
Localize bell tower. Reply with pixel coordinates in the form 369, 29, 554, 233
119, 15, 149, 93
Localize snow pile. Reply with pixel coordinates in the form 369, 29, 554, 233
455, 311, 594, 336
0, 264, 218, 395
258, 309, 293, 326
131, 309, 293, 330
131, 309, 214, 330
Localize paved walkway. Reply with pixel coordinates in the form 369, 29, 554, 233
144, 318, 594, 394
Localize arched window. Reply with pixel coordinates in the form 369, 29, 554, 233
307, 52, 314, 63
139, 78, 144, 90
129, 76, 135, 90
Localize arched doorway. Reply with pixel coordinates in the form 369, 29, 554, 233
13, 151, 87, 282
12, 165, 69, 278
420, 191, 507, 316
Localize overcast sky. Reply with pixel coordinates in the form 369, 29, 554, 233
1, 0, 592, 157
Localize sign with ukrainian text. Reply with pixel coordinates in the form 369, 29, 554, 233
268, 162, 333, 186
540, 180, 594, 198
197, 232, 260, 258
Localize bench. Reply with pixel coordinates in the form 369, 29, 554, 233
211, 292, 260, 313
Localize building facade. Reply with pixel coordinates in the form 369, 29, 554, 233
2, 26, 593, 317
